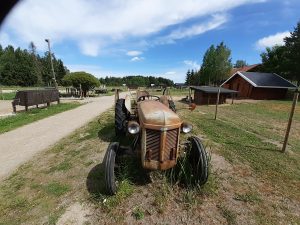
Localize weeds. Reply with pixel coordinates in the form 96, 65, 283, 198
218, 204, 237, 225
132, 207, 145, 220
234, 192, 261, 204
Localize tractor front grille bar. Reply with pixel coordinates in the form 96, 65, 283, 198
145, 128, 179, 162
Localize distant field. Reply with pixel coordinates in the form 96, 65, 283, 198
0, 102, 81, 134
0, 100, 299, 224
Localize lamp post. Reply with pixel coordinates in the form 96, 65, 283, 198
45, 39, 58, 89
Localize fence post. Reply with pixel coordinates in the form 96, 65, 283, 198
282, 89, 299, 152
214, 87, 221, 120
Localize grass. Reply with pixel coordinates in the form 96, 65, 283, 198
0, 92, 16, 100
179, 100, 300, 200
132, 207, 145, 220
0, 102, 81, 134
44, 182, 70, 197
0, 100, 299, 224
234, 192, 261, 203
218, 204, 237, 225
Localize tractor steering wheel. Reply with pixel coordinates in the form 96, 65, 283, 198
137, 95, 160, 102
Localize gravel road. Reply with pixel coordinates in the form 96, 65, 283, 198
0, 94, 122, 180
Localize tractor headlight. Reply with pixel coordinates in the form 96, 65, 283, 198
182, 122, 192, 133
128, 121, 140, 134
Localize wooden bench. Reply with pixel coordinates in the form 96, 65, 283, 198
12, 89, 60, 113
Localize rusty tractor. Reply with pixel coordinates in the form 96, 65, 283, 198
104, 88, 209, 195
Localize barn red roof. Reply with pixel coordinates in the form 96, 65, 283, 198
231, 64, 260, 75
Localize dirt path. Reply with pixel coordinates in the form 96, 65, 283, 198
0, 94, 124, 180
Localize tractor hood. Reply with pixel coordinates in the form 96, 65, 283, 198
138, 101, 182, 130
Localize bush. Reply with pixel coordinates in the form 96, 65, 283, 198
62, 72, 100, 96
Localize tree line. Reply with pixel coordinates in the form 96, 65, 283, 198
0, 43, 69, 87
185, 21, 300, 87
99, 75, 174, 87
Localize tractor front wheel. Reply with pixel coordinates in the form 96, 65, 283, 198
104, 142, 120, 195
187, 136, 209, 185
115, 99, 127, 136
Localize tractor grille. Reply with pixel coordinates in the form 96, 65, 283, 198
145, 128, 179, 162
145, 129, 161, 161
164, 128, 178, 161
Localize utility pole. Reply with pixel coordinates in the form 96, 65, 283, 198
45, 39, 58, 89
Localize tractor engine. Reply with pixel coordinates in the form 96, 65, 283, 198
137, 100, 182, 170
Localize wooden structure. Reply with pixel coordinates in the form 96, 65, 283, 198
12, 89, 60, 113
190, 86, 238, 105
222, 72, 296, 99
230, 64, 261, 75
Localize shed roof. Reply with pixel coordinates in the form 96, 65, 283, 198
222, 72, 296, 89
190, 86, 238, 94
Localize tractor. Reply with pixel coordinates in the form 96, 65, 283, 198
104, 88, 209, 195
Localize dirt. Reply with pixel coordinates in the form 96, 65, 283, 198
57, 202, 91, 225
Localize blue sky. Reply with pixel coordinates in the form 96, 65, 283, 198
0, 0, 299, 82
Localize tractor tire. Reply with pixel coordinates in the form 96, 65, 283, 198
187, 136, 209, 185
115, 98, 127, 136
168, 100, 176, 112
104, 142, 119, 195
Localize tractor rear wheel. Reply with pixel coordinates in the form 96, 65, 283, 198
115, 99, 127, 136
187, 136, 209, 185
104, 142, 119, 195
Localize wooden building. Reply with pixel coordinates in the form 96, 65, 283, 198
190, 86, 238, 105
222, 72, 296, 99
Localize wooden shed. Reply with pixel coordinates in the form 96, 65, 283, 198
190, 86, 238, 105
222, 72, 296, 100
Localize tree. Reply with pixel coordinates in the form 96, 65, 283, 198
0, 43, 69, 87
284, 21, 300, 85
62, 71, 100, 96
200, 42, 232, 85
214, 42, 232, 83
200, 45, 216, 85
234, 60, 247, 68
185, 70, 191, 85
261, 45, 289, 76
29, 41, 43, 85
260, 21, 300, 85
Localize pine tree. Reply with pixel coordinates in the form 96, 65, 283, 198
185, 69, 191, 85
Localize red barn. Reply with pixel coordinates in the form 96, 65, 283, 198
222, 72, 296, 99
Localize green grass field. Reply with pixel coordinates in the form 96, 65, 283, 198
0, 102, 81, 134
0, 100, 299, 224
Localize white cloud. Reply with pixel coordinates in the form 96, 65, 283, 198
126, 50, 143, 56
1, 0, 265, 56
67, 64, 104, 77
156, 14, 228, 44
183, 60, 200, 69
131, 56, 144, 62
165, 71, 176, 75
255, 31, 290, 50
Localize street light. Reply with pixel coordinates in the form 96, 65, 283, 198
45, 39, 58, 89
